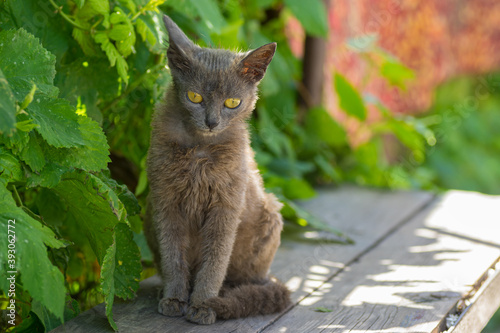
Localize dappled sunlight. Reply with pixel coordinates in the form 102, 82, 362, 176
285, 276, 303, 293
284, 263, 336, 296
269, 190, 500, 332
341, 286, 436, 309
299, 292, 328, 306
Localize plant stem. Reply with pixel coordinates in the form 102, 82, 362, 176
10, 185, 45, 224
11, 185, 23, 207
91, 16, 104, 34
22, 207, 44, 224
48, 0, 89, 30
130, 2, 150, 21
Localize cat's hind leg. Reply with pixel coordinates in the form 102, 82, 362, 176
206, 192, 291, 319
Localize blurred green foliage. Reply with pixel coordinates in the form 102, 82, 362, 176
420, 73, 500, 195
0, 0, 433, 331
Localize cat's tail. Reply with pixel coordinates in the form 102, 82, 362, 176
205, 278, 291, 319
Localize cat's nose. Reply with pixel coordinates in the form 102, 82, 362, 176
205, 119, 219, 130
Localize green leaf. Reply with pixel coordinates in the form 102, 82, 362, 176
26, 162, 68, 188
0, 183, 67, 322
28, 97, 84, 148
72, 27, 101, 57
13, 311, 45, 332
31, 300, 63, 331
113, 223, 141, 299
314, 307, 333, 313
72, 115, 111, 169
75, 0, 86, 8
109, 9, 136, 58
380, 61, 415, 90
0, 29, 58, 101
253, 0, 278, 8
101, 223, 141, 329
135, 168, 148, 196
26, 122, 109, 187
15, 119, 38, 132
94, 32, 129, 84
334, 72, 367, 121
19, 83, 37, 110
134, 11, 165, 53
36, 188, 67, 227
52, 170, 140, 330
56, 59, 120, 121
305, 107, 347, 147
188, 0, 227, 34
94, 32, 117, 66
388, 119, 424, 154
283, 178, 316, 200
3, 0, 70, 60
32, 295, 80, 331
314, 154, 342, 182
116, 54, 130, 85
37, 116, 110, 175
0, 68, 17, 135
97, 173, 141, 217
257, 106, 295, 158
20, 131, 46, 172
53, 170, 125, 263
23, 114, 109, 187
0, 121, 29, 155
117, 0, 136, 13
284, 0, 328, 38
101, 241, 119, 331
75, 0, 110, 27
133, 231, 153, 261
0, 146, 23, 182
136, 18, 157, 47
278, 194, 354, 244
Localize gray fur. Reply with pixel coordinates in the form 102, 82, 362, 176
144, 15, 290, 325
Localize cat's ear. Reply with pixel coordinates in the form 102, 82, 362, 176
239, 43, 277, 83
163, 15, 195, 70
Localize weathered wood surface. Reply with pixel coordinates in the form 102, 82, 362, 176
451, 260, 500, 333
50, 187, 500, 333
266, 191, 500, 333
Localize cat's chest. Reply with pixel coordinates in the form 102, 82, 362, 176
163, 145, 242, 222
165, 144, 238, 190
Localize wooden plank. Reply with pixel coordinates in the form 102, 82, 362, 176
265, 190, 500, 333
448, 260, 500, 333
272, 186, 434, 301
50, 186, 433, 333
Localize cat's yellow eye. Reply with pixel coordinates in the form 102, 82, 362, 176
224, 98, 241, 109
187, 91, 203, 103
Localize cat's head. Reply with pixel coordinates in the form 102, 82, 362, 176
163, 15, 276, 135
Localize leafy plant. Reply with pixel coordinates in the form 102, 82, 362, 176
420, 73, 500, 195
0, 27, 141, 331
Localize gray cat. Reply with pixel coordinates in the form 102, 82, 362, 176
143, 15, 291, 325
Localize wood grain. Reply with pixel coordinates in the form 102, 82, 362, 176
265, 190, 500, 333
50, 186, 435, 332
451, 263, 500, 333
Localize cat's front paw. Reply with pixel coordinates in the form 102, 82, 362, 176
186, 304, 216, 325
158, 297, 188, 317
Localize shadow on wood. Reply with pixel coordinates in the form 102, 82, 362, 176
50, 187, 500, 333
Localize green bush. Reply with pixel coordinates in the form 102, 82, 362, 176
420, 73, 500, 195
0, 0, 429, 331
